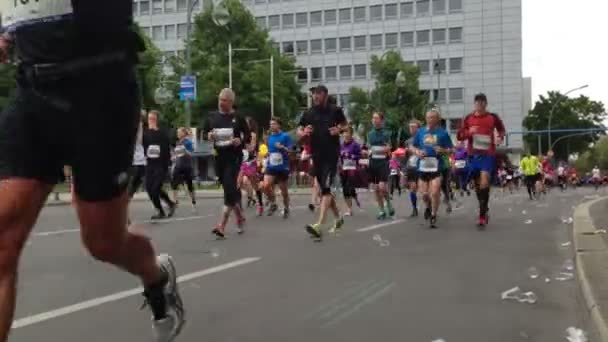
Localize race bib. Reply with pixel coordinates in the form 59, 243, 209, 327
1, 0, 73, 29
390, 169, 398, 176
371, 146, 386, 159
214, 128, 234, 147
175, 146, 186, 158
472, 134, 492, 150
506, 175, 513, 180
342, 159, 357, 171
420, 157, 438, 173
407, 155, 419, 168
242, 149, 250, 161
147, 145, 161, 159
455, 160, 466, 169
269, 152, 283, 166
359, 159, 369, 167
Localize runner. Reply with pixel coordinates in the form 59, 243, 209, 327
439, 149, 453, 213
171, 127, 196, 211
405, 120, 422, 217
504, 164, 515, 194
299, 85, 347, 239
364, 112, 394, 220
144, 111, 177, 220
453, 141, 469, 197
128, 112, 147, 199
457, 93, 506, 229
557, 162, 567, 191
203, 88, 250, 237
0, 6, 184, 341
411, 110, 454, 228
239, 117, 264, 215
592, 165, 601, 190
262, 117, 294, 218
520, 152, 542, 200
340, 126, 362, 216
389, 153, 402, 198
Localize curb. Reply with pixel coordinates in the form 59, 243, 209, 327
573, 196, 608, 340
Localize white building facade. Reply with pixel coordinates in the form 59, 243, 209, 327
134, 0, 527, 148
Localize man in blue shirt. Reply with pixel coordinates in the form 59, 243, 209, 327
411, 110, 453, 228
263, 117, 294, 218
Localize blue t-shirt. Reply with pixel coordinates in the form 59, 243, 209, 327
175, 138, 194, 168
266, 131, 293, 173
413, 127, 453, 172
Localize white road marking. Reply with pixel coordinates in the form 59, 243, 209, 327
34, 229, 79, 237
356, 219, 406, 232
12, 257, 262, 329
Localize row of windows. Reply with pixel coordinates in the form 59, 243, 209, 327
133, 0, 202, 16
319, 85, 464, 104
141, 23, 190, 40
256, 0, 462, 30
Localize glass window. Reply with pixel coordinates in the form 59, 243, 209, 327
325, 66, 337, 81
296, 12, 308, 27
152, 0, 162, 14
449, 0, 462, 13
310, 39, 322, 53
311, 11, 322, 26
340, 65, 352, 80
433, 58, 446, 74
256, 16, 267, 29
339, 37, 352, 51
282, 14, 294, 28
436, 89, 447, 103
324, 9, 336, 25
255, 0, 265, 3
401, 31, 414, 46
449, 57, 463, 73
269, 15, 280, 29
417, 60, 430, 74
140, 0, 150, 14
354, 7, 366, 22
449, 118, 461, 131
176, 0, 187, 12
177, 23, 187, 38
385, 4, 398, 19
417, 30, 430, 46
401, 2, 413, 17
354, 35, 366, 50
165, 25, 176, 39
297, 70, 308, 83
416, 0, 430, 16
283, 41, 294, 55
449, 87, 464, 103
449, 27, 463, 43
133, 1, 138, 15
433, 0, 446, 14
311, 67, 322, 82
385, 33, 398, 47
325, 38, 337, 52
339, 8, 351, 23
354, 64, 367, 79
370, 5, 382, 20
370, 34, 383, 49
269, 0, 279, 3
164, 0, 176, 13
152, 26, 163, 40
432, 28, 446, 44
296, 40, 308, 55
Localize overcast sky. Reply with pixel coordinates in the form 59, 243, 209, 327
522, 0, 608, 110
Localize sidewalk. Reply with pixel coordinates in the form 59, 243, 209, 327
46, 188, 314, 207
573, 196, 608, 340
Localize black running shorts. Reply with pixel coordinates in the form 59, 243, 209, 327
313, 157, 338, 195
419, 172, 441, 182
265, 169, 289, 184
368, 161, 389, 184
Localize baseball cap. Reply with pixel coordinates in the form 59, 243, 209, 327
309, 84, 329, 94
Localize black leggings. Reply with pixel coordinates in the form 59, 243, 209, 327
145, 166, 174, 214
216, 154, 241, 206
390, 174, 401, 195
171, 166, 194, 193
128, 165, 145, 198
340, 173, 357, 199
441, 169, 452, 200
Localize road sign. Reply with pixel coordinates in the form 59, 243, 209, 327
179, 75, 197, 102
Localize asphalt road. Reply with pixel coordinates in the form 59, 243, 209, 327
9, 186, 599, 342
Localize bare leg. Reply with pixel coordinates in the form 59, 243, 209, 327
317, 194, 333, 225
374, 184, 385, 209
279, 182, 290, 209
430, 178, 442, 215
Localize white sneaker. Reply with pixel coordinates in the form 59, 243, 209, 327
150, 254, 185, 342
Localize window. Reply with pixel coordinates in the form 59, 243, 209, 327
283, 41, 294, 55
256, 16, 267, 29
449, 118, 461, 131
339, 37, 352, 51
177, 23, 187, 39
133, 1, 139, 15
297, 70, 308, 83
354, 35, 366, 50
325, 38, 337, 52
311, 11, 322, 26
296, 40, 308, 55
432, 28, 446, 44
255, 0, 265, 4
433, 0, 446, 14
165, 25, 176, 39
401, 31, 414, 46
152, 26, 162, 40
140, 0, 150, 14
370, 34, 383, 49
416, 0, 430, 16
269, 15, 280, 29
324, 9, 336, 25
311, 39, 322, 53
385, 4, 398, 19
449, 27, 463, 43
340, 65, 352, 80
340, 94, 350, 106
354, 64, 367, 79
339, 8, 351, 23
417, 30, 430, 46
152, 0, 162, 14
311, 67, 322, 82
433, 58, 446, 74
449, 88, 464, 103
436, 89, 447, 103
325, 66, 337, 81
401, 2, 413, 17
282, 14, 294, 28
449, 0, 462, 13
354, 7, 366, 22
269, 0, 279, 3
370, 5, 382, 20
385, 33, 398, 47
296, 12, 308, 27
164, 0, 176, 13
177, 0, 187, 12
417, 60, 430, 74
449, 57, 463, 73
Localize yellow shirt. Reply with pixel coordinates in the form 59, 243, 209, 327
521, 156, 540, 176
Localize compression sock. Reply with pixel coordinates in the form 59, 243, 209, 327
479, 188, 490, 216
410, 191, 417, 209
256, 190, 263, 207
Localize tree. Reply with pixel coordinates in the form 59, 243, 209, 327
523, 91, 606, 160
134, 24, 164, 113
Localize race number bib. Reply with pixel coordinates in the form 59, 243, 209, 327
390, 169, 398, 176
1, 0, 73, 29
506, 175, 513, 180
213, 128, 234, 147
371, 146, 386, 159
358, 159, 369, 167
472, 134, 492, 150
147, 145, 161, 159
342, 159, 357, 171
242, 149, 250, 161
419, 157, 438, 173
269, 152, 283, 166
455, 160, 466, 169
407, 155, 419, 169
175, 146, 186, 158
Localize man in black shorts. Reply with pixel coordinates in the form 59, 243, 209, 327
364, 112, 394, 220
298, 85, 347, 239
0, 3, 184, 341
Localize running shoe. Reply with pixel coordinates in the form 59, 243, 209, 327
167, 203, 177, 218
306, 223, 322, 240
308, 203, 315, 212
328, 216, 345, 234
236, 217, 246, 234
267, 203, 278, 216
256, 206, 263, 216
387, 206, 396, 217
429, 215, 438, 229
211, 225, 226, 239
376, 211, 387, 220
477, 215, 488, 230
282, 207, 290, 219
423, 207, 432, 220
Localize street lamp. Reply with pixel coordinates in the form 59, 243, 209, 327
229, 45, 258, 89
547, 84, 589, 152
247, 56, 275, 117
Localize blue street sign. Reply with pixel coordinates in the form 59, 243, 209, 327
179, 75, 197, 102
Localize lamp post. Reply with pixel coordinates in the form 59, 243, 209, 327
228, 44, 258, 89
547, 84, 589, 153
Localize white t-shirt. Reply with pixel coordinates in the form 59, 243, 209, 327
133, 144, 147, 166
592, 168, 600, 178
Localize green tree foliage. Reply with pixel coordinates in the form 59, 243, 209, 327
573, 137, 608, 173
523, 91, 606, 161
134, 24, 164, 112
